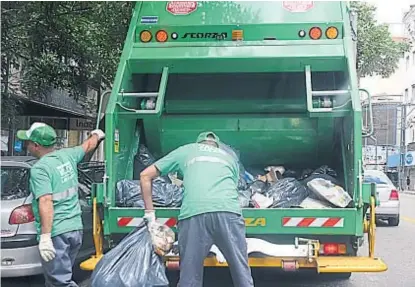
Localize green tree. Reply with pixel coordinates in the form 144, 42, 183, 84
351, 1, 410, 78
1, 1, 134, 121
1, 1, 26, 121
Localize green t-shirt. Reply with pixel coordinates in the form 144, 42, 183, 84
29, 146, 85, 238
155, 143, 241, 220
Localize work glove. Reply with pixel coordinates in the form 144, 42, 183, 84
143, 210, 156, 225
143, 210, 175, 256
39, 233, 56, 262
91, 129, 105, 141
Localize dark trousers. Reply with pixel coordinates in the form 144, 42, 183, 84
41, 230, 83, 287
178, 212, 254, 287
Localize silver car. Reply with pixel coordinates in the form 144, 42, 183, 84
364, 169, 400, 226
1, 156, 98, 277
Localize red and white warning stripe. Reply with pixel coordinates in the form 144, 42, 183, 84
282, 217, 344, 228
117, 217, 178, 228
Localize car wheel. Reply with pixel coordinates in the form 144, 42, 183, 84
388, 216, 400, 226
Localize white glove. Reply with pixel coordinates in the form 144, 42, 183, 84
39, 233, 56, 262
143, 210, 156, 225
91, 129, 105, 141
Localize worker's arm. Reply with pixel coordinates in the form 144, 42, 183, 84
29, 166, 56, 262
81, 129, 105, 154
140, 165, 160, 211
140, 146, 183, 220
30, 166, 54, 233
38, 194, 54, 234
69, 129, 105, 164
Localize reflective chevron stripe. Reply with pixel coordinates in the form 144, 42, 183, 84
117, 217, 178, 228
282, 217, 344, 227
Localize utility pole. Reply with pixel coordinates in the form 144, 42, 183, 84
399, 104, 407, 191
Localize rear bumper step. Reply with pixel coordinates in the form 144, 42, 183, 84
316, 256, 388, 273
164, 256, 388, 273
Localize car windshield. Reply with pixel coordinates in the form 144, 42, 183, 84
363, 172, 393, 185
1, 167, 30, 200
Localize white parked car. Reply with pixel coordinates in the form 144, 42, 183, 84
363, 169, 400, 226
1, 156, 103, 277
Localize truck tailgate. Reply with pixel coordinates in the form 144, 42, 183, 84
106, 207, 362, 236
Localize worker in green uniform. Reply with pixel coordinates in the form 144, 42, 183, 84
140, 131, 254, 287
17, 122, 105, 287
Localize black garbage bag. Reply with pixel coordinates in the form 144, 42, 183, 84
138, 145, 156, 167
238, 176, 248, 191
91, 225, 169, 287
283, 169, 298, 179
116, 178, 183, 208
312, 165, 337, 178
298, 168, 313, 180
265, 178, 310, 208
219, 143, 250, 188
238, 188, 252, 207
134, 145, 156, 177
246, 180, 269, 195
133, 146, 172, 183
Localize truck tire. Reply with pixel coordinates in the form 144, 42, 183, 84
388, 216, 400, 226
332, 272, 352, 280
321, 272, 352, 280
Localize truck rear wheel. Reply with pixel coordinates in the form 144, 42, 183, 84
320, 272, 352, 280
330, 272, 352, 280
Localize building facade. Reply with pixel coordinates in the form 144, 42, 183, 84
1, 58, 103, 160
403, 5, 415, 145
384, 5, 415, 189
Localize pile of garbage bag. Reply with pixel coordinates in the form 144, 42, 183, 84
239, 178, 309, 208
116, 178, 183, 208
127, 144, 352, 209
91, 224, 169, 287
237, 165, 352, 209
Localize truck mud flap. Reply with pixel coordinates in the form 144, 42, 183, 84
316, 256, 387, 273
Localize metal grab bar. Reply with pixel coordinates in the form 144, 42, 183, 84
359, 88, 374, 137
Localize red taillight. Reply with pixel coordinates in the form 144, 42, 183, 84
389, 189, 399, 200
9, 204, 35, 225
156, 30, 168, 42
320, 243, 346, 255
309, 27, 322, 40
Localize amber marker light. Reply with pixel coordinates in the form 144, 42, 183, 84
326, 26, 339, 39
140, 30, 152, 43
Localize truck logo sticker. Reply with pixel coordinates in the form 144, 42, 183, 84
182, 32, 228, 40
245, 217, 266, 227
283, 1, 314, 12
166, 1, 198, 15
141, 16, 158, 24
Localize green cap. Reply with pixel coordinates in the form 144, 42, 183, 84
196, 131, 220, 145
17, 122, 57, 147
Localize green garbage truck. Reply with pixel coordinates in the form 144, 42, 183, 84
81, 1, 387, 278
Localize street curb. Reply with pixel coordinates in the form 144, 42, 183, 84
402, 191, 415, 195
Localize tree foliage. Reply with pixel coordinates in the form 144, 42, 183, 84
1, 1, 411, 122
1, 1, 134, 120
351, 1, 411, 78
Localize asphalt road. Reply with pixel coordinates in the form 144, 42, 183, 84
3, 193, 415, 287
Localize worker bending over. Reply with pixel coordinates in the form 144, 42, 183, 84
140, 132, 254, 287
17, 122, 105, 287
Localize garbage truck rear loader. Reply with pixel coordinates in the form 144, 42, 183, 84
81, 1, 387, 277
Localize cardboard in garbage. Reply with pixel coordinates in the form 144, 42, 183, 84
307, 178, 352, 208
